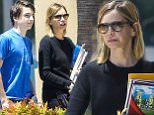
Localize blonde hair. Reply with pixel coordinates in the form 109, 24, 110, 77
45, 3, 68, 37
97, 0, 144, 64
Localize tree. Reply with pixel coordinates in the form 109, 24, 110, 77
77, 0, 109, 62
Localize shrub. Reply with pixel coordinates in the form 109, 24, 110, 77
0, 100, 66, 115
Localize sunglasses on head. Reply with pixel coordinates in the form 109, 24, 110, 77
98, 21, 130, 34
53, 14, 69, 20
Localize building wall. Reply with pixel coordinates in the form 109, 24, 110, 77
34, 0, 77, 102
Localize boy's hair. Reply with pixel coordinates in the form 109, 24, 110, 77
10, 0, 35, 26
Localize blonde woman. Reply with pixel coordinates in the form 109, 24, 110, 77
39, 3, 75, 108
66, 0, 154, 115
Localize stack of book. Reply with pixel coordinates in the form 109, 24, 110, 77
70, 44, 88, 91
124, 73, 154, 115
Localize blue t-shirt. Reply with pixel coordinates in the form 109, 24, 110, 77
0, 28, 33, 101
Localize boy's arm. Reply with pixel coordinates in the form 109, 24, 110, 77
0, 59, 9, 108
0, 59, 7, 100
0, 74, 7, 101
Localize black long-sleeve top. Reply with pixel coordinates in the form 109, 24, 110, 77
39, 35, 75, 99
66, 59, 154, 115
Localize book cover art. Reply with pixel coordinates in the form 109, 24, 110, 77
125, 74, 154, 115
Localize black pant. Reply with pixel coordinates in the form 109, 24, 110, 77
44, 92, 69, 109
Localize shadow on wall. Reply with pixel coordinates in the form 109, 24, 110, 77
30, 59, 38, 89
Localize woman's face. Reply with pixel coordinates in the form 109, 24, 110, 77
49, 8, 69, 33
99, 10, 135, 50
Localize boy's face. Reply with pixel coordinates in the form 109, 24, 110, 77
14, 6, 34, 31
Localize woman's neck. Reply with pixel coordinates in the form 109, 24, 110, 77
54, 34, 64, 40
54, 29, 64, 40
109, 49, 138, 67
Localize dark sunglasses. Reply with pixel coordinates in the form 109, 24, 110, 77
98, 21, 130, 34
53, 14, 69, 20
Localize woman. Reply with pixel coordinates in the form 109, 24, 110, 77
39, 3, 75, 108
66, 0, 154, 115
